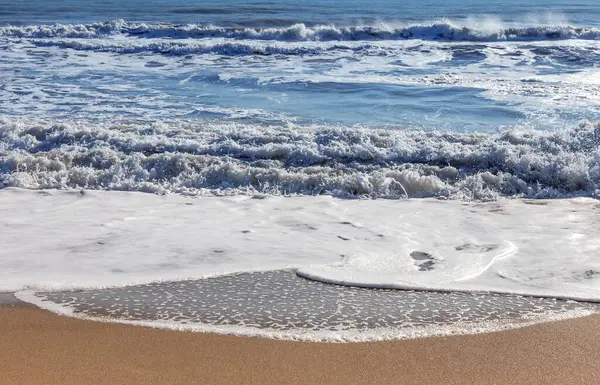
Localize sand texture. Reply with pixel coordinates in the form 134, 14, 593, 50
1, 304, 600, 385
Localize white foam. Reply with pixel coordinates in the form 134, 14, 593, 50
1, 188, 599, 300
2, 118, 600, 200
297, 198, 600, 302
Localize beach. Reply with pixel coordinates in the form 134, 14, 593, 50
3, 1, 600, 384
1, 297, 599, 385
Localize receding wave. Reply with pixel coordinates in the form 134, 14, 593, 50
1, 19, 600, 41
1, 118, 600, 200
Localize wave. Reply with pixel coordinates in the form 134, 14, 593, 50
2, 19, 600, 41
26, 39, 370, 56
1, 118, 600, 200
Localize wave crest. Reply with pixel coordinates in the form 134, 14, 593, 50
2, 20, 599, 41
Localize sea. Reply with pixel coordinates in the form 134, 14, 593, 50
1, 0, 600, 341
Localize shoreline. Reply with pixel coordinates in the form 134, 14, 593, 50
14, 271, 600, 342
2, 303, 600, 385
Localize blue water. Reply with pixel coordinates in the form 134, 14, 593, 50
2, 0, 600, 131
3, 0, 600, 27
1, 0, 600, 198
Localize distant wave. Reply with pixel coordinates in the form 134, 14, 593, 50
2, 118, 600, 200
1, 19, 600, 41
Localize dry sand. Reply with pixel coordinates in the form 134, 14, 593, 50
1, 302, 600, 385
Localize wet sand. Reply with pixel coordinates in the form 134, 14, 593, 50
32, 270, 600, 341
1, 302, 600, 385
0, 292, 20, 305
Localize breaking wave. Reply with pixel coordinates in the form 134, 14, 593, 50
26, 39, 370, 56
2, 19, 600, 41
1, 118, 600, 200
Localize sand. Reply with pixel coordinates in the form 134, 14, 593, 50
1, 302, 600, 385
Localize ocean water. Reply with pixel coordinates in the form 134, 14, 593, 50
2, 0, 600, 198
2, 0, 600, 131
2, 1, 600, 340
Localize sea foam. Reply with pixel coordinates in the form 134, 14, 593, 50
1, 118, 600, 200
3, 189, 600, 306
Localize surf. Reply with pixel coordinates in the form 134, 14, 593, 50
2, 118, 600, 200
2, 19, 600, 41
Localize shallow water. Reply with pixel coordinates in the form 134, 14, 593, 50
29, 270, 600, 341
0, 293, 20, 305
